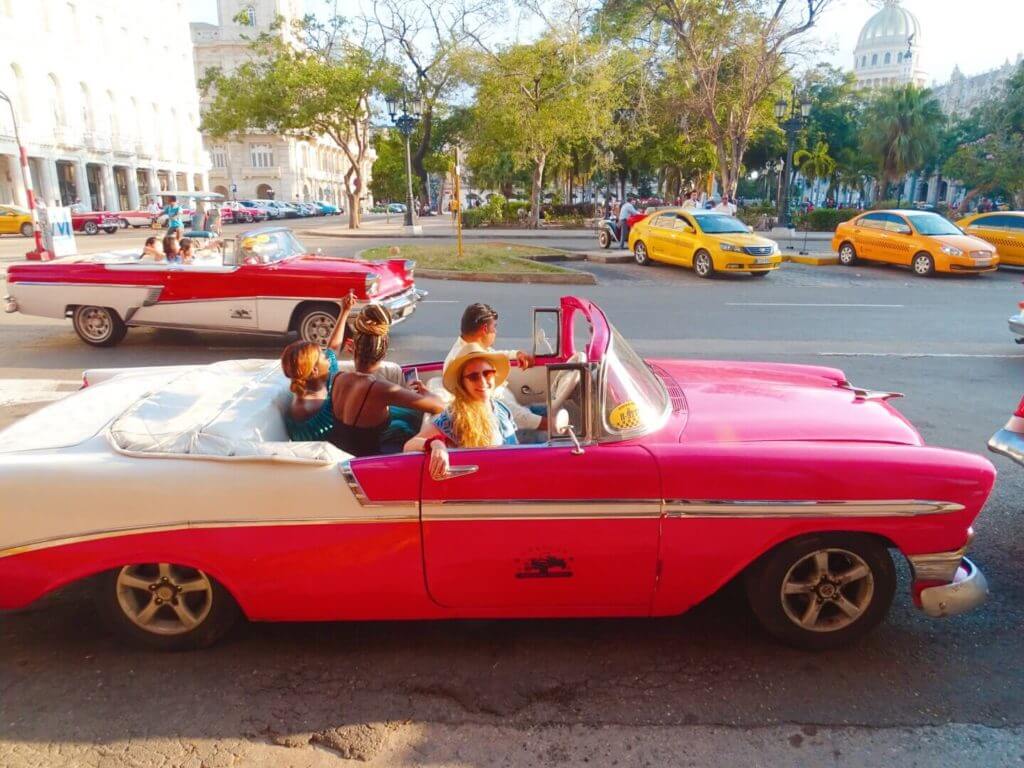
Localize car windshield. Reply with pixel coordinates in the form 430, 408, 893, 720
236, 228, 306, 264
906, 213, 962, 236
601, 325, 670, 438
693, 213, 748, 234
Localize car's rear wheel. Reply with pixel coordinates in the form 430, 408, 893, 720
912, 251, 935, 277
598, 229, 611, 249
83, 221, 99, 235
838, 241, 857, 266
744, 533, 896, 650
118, 218, 129, 229
95, 563, 240, 651
634, 240, 651, 265
72, 305, 128, 346
296, 303, 341, 347
19, 222, 33, 237
693, 249, 715, 278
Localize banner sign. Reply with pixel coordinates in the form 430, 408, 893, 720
39, 207, 77, 258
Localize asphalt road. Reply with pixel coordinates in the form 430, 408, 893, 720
1, 224, 1023, 766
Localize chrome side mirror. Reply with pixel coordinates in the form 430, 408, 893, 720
554, 408, 584, 455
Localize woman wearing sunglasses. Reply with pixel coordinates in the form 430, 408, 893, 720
404, 343, 517, 479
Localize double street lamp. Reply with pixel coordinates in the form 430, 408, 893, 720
774, 90, 812, 228
385, 92, 423, 230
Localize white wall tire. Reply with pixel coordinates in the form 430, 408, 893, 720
72, 305, 127, 347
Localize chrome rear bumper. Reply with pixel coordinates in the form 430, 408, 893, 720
989, 427, 1024, 467
908, 549, 988, 618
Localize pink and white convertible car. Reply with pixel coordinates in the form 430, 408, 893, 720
3, 228, 422, 347
0, 297, 992, 651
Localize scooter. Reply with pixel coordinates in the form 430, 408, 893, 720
597, 217, 624, 249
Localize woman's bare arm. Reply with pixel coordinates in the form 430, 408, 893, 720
327, 291, 355, 352
403, 420, 444, 453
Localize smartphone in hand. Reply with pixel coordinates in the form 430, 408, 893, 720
404, 367, 420, 385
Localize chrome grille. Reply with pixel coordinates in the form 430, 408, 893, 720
744, 246, 774, 256
648, 362, 686, 413
971, 250, 993, 259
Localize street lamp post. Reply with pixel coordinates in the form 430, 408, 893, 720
0, 89, 50, 260
386, 93, 423, 233
774, 91, 811, 228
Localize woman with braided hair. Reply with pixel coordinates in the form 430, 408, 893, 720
328, 303, 444, 457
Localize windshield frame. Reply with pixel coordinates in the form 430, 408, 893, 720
905, 212, 963, 237
692, 212, 750, 234
596, 324, 671, 443
231, 227, 307, 265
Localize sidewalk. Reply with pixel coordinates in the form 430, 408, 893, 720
308, 217, 594, 240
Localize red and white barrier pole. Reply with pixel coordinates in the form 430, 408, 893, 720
1, 89, 50, 261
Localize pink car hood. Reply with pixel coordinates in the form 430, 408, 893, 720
653, 359, 922, 446
276, 254, 412, 295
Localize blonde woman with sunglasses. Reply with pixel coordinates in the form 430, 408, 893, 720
404, 343, 517, 480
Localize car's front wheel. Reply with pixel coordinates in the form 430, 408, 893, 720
95, 563, 240, 651
744, 533, 896, 650
912, 251, 936, 277
19, 222, 33, 237
693, 249, 715, 278
83, 221, 99, 235
72, 305, 128, 346
296, 303, 341, 347
634, 240, 651, 265
837, 241, 857, 266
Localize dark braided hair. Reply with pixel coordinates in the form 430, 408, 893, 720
351, 304, 391, 370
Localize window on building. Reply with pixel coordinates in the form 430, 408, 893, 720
79, 82, 93, 132
212, 148, 227, 168
49, 73, 64, 127
871, 54, 878, 66
861, 56, 866, 67
250, 143, 273, 168
884, 52, 891, 64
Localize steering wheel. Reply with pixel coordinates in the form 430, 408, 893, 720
549, 351, 586, 417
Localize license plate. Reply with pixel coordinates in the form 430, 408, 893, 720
974, 258, 992, 266
755, 256, 770, 264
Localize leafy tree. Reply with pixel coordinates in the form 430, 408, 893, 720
199, 15, 396, 228
860, 84, 945, 203
370, 131, 419, 204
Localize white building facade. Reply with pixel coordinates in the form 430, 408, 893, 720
191, 0, 372, 208
852, 0, 926, 90
0, 0, 209, 211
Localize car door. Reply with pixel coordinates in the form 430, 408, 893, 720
672, 213, 700, 265
420, 442, 662, 613
851, 213, 888, 260
0, 206, 17, 234
644, 213, 676, 261
880, 213, 915, 265
965, 214, 1016, 263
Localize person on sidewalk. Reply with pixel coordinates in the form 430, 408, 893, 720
617, 196, 639, 249
713, 194, 737, 216
681, 190, 700, 210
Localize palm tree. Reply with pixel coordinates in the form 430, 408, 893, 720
793, 140, 836, 205
860, 85, 945, 204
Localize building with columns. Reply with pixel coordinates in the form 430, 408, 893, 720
0, 0, 209, 211
191, 0, 373, 208
852, 0, 926, 90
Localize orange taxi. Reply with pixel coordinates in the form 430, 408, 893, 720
832, 210, 998, 276
956, 211, 1024, 267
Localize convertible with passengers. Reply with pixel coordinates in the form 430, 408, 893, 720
0, 297, 992, 651
3, 227, 423, 347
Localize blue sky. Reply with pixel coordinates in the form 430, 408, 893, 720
189, 0, 1022, 85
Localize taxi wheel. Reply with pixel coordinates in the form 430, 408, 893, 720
912, 252, 936, 277
634, 241, 651, 265
744, 533, 896, 651
693, 250, 715, 279
19, 222, 33, 237
72, 305, 128, 347
837, 242, 857, 266
95, 563, 240, 651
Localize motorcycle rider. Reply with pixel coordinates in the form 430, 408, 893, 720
617, 195, 639, 249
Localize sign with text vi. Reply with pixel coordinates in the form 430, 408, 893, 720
40, 207, 77, 258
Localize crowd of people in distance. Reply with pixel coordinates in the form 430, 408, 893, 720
136, 195, 225, 263
280, 298, 542, 479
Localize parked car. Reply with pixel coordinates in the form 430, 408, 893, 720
70, 209, 121, 235
955, 211, 1024, 267
989, 395, 1024, 465
312, 200, 341, 216
0, 204, 33, 237
3, 227, 423, 347
238, 200, 276, 220
114, 209, 159, 228
833, 210, 998, 276
628, 209, 783, 278
265, 201, 298, 219
387, 203, 407, 214
0, 295, 991, 651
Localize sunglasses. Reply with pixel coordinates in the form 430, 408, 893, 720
463, 368, 497, 384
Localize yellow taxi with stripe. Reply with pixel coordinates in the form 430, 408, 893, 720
0, 205, 33, 238
628, 209, 783, 278
955, 211, 1024, 266
832, 210, 998, 276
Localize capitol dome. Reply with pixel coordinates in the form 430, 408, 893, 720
857, 0, 922, 48
852, 0, 927, 90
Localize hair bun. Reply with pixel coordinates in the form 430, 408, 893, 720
353, 304, 391, 337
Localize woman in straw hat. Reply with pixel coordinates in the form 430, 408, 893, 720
404, 342, 517, 480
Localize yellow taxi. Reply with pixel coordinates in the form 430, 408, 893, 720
627, 208, 783, 278
832, 209, 998, 277
955, 211, 1024, 266
0, 205, 33, 238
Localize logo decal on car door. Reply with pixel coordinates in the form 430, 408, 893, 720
515, 554, 574, 579
229, 308, 253, 320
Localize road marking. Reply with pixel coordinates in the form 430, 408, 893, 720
819, 352, 1024, 359
422, 300, 459, 304
726, 302, 904, 308
0, 379, 80, 407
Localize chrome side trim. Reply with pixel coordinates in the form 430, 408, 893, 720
340, 461, 417, 509
907, 545, 970, 582
664, 499, 964, 519
12, 281, 158, 290
0, 514, 420, 560
423, 500, 662, 522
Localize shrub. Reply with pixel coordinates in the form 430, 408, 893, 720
545, 203, 597, 218
462, 208, 488, 229
870, 199, 899, 210
483, 194, 506, 224
793, 207, 859, 231
507, 201, 531, 220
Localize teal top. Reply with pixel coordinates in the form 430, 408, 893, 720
284, 349, 339, 441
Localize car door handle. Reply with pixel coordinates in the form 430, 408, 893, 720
521, 385, 542, 396
437, 464, 479, 481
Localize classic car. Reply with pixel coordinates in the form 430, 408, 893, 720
313, 200, 341, 216
628, 209, 783, 277
221, 201, 264, 223
238, 200, 277, 219
833, 210, 998, 276
0, 204, 34, 237
0, 296, 992, 651
115, 209, 159, 228
989, 395, 1024, 465
71, 208, 121, 235
3, 227, 423, 347
956, 211, 1024, 266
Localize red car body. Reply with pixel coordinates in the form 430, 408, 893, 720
3, 227, 423, 347
71, 210, 121, 235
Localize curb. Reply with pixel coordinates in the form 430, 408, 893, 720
784, 254, 839, 266
307, 228, 595, 240
583, 251, 634, 264
416, 268, 596, 285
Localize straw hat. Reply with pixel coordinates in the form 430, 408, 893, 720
442, 343, 511, 394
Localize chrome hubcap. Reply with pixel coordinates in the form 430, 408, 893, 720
914, 256, 931, 274
780, 548, 874, 633
841, 246, 853, 262
635, 245, 646, 262
301, 312, 337, 347
116, 563, 213, 636
695, 254, 709, 274
78, 308, 111, 340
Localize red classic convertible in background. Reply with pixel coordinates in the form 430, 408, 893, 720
3, 227, 423, 346
70, 208, 122, 235
0, 296, 991, 651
